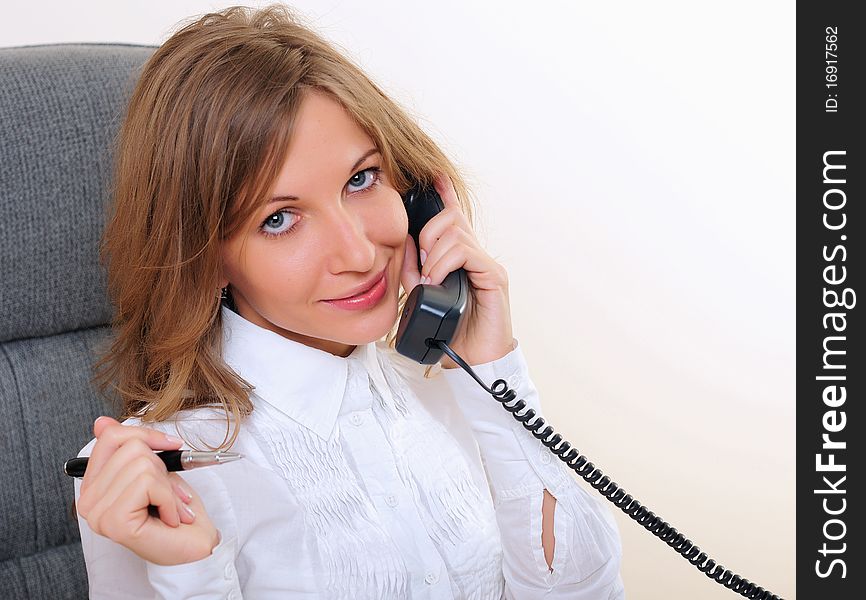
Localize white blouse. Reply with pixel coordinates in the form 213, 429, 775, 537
74, 305, 624, 599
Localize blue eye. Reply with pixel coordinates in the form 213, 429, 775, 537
259, 166, 383, 239
347, 167, 382, 193
260, 209, 299, 238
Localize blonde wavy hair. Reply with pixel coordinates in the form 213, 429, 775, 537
91, 3, 479, 450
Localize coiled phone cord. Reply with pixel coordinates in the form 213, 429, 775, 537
434, 339, 783, 600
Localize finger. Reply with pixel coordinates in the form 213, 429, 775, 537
176, 494, 196, 524
425, 242, 502, 293
424, 242, 470, 287
419, 228, 473, 284
84, 422, 183, 493
416, 212, 452, 266
167, 473, 211, 526
400, 234, 422, 292
85, 453, 155, 530
86, 453, 180, 531
98, 471, 181, 542
85, 417, 182, 477
431, 173, 473, 234
416, 209, 475, 268
93, 415, 118, 437
432, 171, 461, 211
79, 438, 164, 514
167, 474, 200, 524
171, 478, 193, 504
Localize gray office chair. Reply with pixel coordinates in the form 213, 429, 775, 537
0, 43, 157, 599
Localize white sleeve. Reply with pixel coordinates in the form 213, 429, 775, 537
73, 436, 244, 599
438, 338, 625, 599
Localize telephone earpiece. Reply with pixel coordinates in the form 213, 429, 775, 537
395, 182, 469, 365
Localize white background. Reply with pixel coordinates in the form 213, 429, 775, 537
2, 1, 795, 597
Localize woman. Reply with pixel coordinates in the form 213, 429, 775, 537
74, 4, 624, 598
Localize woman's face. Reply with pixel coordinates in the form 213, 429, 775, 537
219, 89, 408, 357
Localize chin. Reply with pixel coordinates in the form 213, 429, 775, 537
345, 304, 400, 344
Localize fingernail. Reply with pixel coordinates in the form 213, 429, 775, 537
420, 249, 427, 265
174, 481, 193, 502
93, 416, 104, 428
164, 434, 184, 445
182, 503, 196, 519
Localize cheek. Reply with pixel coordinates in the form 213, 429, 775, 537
374, 189, 408, 244
225, 238, 311, 297
263, 253, 315, 292
219, 240, 243, 285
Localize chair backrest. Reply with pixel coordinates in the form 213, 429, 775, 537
0, 43, 156, 599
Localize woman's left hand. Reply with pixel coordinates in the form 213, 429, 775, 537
399, 172, 515, 369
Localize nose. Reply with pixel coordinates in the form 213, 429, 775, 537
323, 199, 376, 274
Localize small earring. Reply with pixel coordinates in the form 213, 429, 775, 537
219, 286, 228, 300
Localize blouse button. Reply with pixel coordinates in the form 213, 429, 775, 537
224, 562, 234, 580
350, 412, 364, 426
540, 449, 552, 465
424, 571, 439, 584
385, 494, 398, 507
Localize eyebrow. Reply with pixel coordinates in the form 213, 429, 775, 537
267, 148, 381, 205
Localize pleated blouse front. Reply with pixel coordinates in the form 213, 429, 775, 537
74, 305, 624, 599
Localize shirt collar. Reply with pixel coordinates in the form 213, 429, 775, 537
219, 305, 380, 441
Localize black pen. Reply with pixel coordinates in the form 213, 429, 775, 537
64, 450, 243, 478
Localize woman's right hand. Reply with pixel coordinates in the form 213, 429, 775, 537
76, 416, 221, 566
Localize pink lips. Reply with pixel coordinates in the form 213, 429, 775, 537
322, 269, 388, 310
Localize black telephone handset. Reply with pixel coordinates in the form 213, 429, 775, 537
395, 182, 469, 365
394, 180, 783, 600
